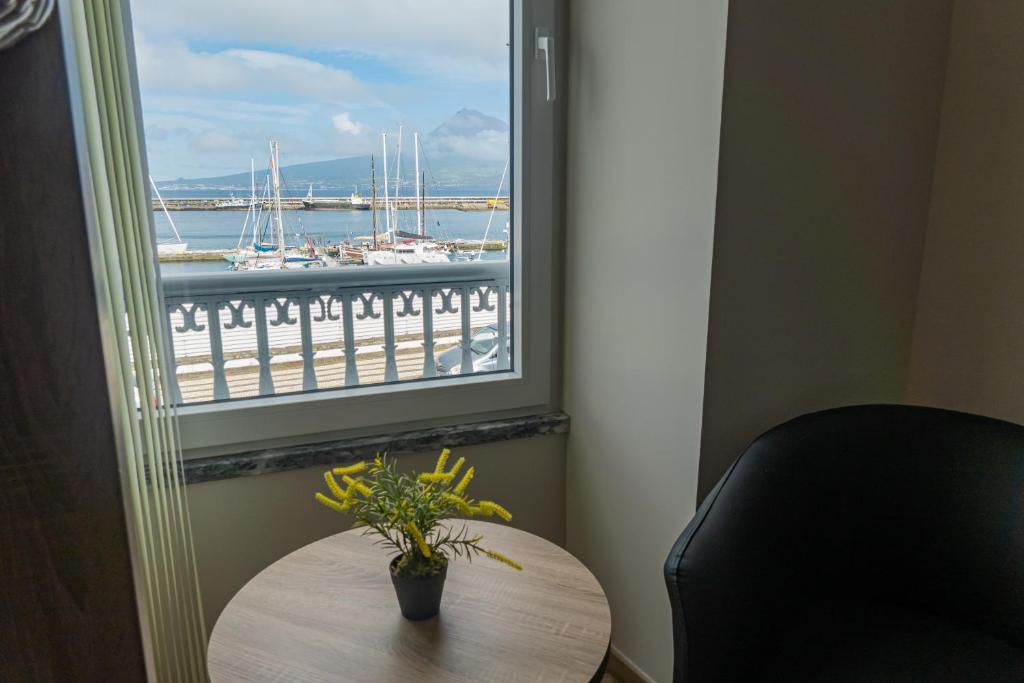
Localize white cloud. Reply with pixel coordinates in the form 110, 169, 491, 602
134, 38, 375, 105
141, 96, 310, 128
130, 0, 509, 83
332, 112, 368, 136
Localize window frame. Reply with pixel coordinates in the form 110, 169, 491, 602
113, 0, 564, 455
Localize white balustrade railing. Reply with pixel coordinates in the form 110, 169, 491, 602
161, 261, 511, 404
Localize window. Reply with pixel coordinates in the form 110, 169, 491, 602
124, 0, 561, 452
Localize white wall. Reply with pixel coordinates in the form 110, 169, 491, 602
188, 436, 566, 630
563, 2, 728, 680
907, 0, 1024, 422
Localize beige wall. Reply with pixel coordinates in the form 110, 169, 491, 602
697, 0, 954, 501
907, 1, 1024, 422
564, 1, 728, 680
187, 435, 566, 630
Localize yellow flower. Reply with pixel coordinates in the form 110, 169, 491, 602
418, 472, 445, 484
332, 461, 367, 476
342, 475, 372, 497
371, 453, 384, 472
477, 501, 513, 522
445, 457, 466, 480
315, 492, 346, 514
324, 471, 348, 501
453, 466, 475, 496
406, 522, 432, 558
484, 549, 522, 571
445, 493, 474, 516
433, 448, 451, 475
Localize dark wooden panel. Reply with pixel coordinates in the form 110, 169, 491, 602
0, 11, 148, 682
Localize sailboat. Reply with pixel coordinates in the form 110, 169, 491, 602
226, 142, 324, 270
150, 176, 188, 255
363, 130, 450, 266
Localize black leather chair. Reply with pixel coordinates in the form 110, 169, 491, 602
665, 405, 1024, 682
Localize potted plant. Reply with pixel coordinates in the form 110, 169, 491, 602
314, 449, 522, 620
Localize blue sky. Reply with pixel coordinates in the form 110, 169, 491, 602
130, 0, 510, 180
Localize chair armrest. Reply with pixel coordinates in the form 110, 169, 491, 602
664, 453, 814, 682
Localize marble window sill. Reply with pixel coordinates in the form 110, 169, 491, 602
182, 411, 569, 484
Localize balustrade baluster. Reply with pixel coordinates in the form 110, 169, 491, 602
341, 293, 359, 386
253, 297, 274, 396
382, 290, 399, 383
163, 305, 183, 404
206, 299, 229, 400
421, 288, 436, 378
299, 295, 318, 391
460, 286, 473, 374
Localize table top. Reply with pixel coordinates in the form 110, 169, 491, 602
208, 520, 611, 682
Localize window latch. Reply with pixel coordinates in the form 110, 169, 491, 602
535, 28, 556, 102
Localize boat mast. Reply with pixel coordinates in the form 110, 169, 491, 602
420, 171, 426, 238
270, 140, 286, 268
382, 133, 391, 241
254, 174, 269, 247
370, 155, 379, 249
414, 131, 423, 237
149, 175, 183, 245
393, 125, 403, 231
235, 160, 256, 250
478, 156, 510, 261
251, 158, 261, 246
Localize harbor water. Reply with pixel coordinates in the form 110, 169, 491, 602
153, 207, 509, 274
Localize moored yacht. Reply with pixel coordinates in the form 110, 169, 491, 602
363, 239, 450, 265
227, 143, 325, 270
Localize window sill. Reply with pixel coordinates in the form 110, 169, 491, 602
181, 411, 569, 484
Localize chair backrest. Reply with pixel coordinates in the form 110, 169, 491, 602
666, 405, 1024, 682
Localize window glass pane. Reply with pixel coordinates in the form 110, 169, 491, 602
470, 327, 499, 355
130, 0, 513, 405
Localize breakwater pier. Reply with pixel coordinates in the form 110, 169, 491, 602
152, 196, 509, 212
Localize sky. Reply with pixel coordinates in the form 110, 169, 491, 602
130, 0, 510, 180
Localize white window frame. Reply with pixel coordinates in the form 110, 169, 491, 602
111, 0, 564, 456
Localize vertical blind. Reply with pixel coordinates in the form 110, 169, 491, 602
61, 0, 207, 679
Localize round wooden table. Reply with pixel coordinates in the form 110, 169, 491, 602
208, 521, 611, 682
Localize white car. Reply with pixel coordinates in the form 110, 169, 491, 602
435, 325, 507, 375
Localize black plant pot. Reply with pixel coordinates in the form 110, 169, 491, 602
389, 557, 448, 620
